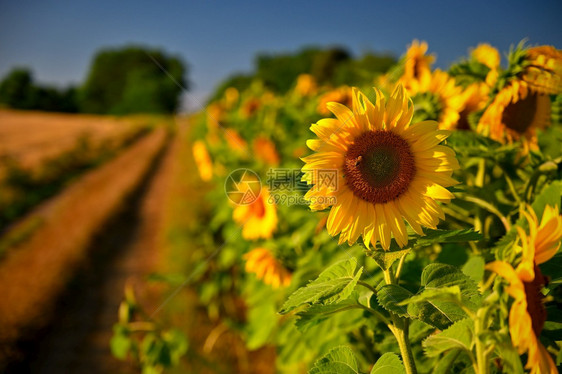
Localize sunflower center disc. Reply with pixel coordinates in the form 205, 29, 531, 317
523, 264, 547, 336
343, 130, 416, 204
502, 91, 538, 134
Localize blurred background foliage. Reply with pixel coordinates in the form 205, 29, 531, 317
0, 68, 79, 112
0, 46, 187, 115
209, 46, 396, 102
0, 45, 395, 115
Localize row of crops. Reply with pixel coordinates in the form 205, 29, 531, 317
0, 115, 173, 369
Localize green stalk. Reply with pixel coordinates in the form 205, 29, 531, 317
458, 194, 511, 231
474, 307, 489, 374
383, 268, 417, 374
391, 318, 417, 374
501, 167, 522, 205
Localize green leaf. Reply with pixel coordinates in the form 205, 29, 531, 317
490, 332, 525, 373
377, 284, 413, 317
422, 263, 479, 300
462, 256, 485, 283
365, 248, 411, 271
162, 329, 189, 365
370, 352, 406, 374
416, 229, 482, 247
404, 285, 462, 305
433, 350, 463, 374
540, 252, 562, 285
404, 287, 469, 329
280, 258, 363, 314
423, 319, 474, 357
110, 328, 131, 360
446, 131, 518, 162
532, 180, 562, 220
295, 298, 363, 332
245, 281, 279, 349
369, 229, 481, 253
308, 346, 359, 374
402, 264, 481, 329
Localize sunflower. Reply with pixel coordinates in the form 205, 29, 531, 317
253, 136, 280, 166
477, 79, 551, 151
456, 82, 489, 130
223, 87, 240, 109
295, 74, 318, 96
522, 46, 562, 95
224, 128, 248, 154
301, 84, 459, 250
192, 141, 213, 182
486, 204, 562, 374
243, 248, 292, 288
240, 97, 261, 119
472, 43, 501, 71
406, 69, 466, 130
205, 103, 225, 146
233, 186, 278, 240
471, 43, 501, 88
317, 86, 353, 116
400, 40, 434, 91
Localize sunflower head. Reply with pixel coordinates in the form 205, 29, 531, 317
233, 186, 278, 240
302, 84, 459, 250
240, 97, 261, 118
243, 248, 292, 288
403, 40, 434, 84
223, 87, 240, 109
516, 204, 562, 278
253, 136, 280, 166
317, 86, 353, 115
469, 43, 501, 87
471, 43, 501, 71
521, 46, 562, 95
224, 128, 248, 154
487, 204, 562, 372
192, 140, 213, 182
408, 70, 466, 130
477, 79, 551, 150
207, 102, 225, 131
456, 82, 489, 130
486, 260, 557, 374
295, 74, 318, 96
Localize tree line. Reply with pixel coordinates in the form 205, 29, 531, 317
0, 46, 187, 115
0, 45, 396, 114
210, 46, 396, 101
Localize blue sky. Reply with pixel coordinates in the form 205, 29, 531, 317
1, 0, 561, 111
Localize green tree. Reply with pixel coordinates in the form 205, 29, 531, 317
255, 47, 351, 93
0, 68, 79, 112
333, 52, 397, 86
79, 46, 187, 114
0, 68, 36, 109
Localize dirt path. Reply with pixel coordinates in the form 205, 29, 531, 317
3, 127, 178, 373
3, 117, 276, 373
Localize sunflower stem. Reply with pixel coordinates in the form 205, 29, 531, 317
473, 159, 487, 233
395, 252, 408, 280
357, 280, 378, 295
474, 307, 489, 374
458, 194, 511, 232
475, 158, 486, 188
498, 165, 522, 204
382, 268, 396, 284
390, 317, 418, 374
383, 267, 418, 374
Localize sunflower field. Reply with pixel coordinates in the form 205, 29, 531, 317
113, 41, 562, 373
